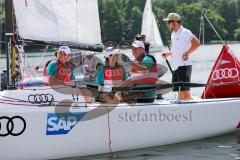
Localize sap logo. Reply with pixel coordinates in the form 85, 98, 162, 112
46, 112, 86, 135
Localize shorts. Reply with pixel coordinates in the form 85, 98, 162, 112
172, 65, 192, 91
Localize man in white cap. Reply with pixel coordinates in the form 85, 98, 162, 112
46, 46, 75, 85
125, 40, 158, 103
95, 47, 128, 103
161, 13, 200, 100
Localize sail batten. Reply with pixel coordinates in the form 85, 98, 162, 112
141, 0, 163, 52
13, 0, 102, 45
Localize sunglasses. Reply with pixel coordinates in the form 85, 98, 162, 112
168, 20, 174, 24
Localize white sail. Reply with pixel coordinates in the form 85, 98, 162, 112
141, 0, 163, 52
13, 0, 102, 45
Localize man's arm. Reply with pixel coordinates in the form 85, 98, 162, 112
48, 75, 64, 86
183, 36, 200, 60
46, 60, 64, 86
130, 61, 148, 71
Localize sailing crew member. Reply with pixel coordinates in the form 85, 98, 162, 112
125, 40, 158, 103
46, 46, 75, 85
136, 33, 150, 54
95, 47, 128, 103
83, 51, 96, 80
161, 13, 200, 100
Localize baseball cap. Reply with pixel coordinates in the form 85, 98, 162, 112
104, 47, 120, 58
163, 13, 181, 21
85, 51, 95, 56
57, 46, 71, 55
132, 40, 145, 49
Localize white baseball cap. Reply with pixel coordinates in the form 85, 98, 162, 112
85, 51, 95, 56
132, 40, 145, 49
104, 47, 120, 58
58, 46, 71, 55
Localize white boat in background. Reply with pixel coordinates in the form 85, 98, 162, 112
141, 0, 164, 52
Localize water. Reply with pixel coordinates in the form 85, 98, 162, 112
66, 133, 240, 160
0, 43, 240, 159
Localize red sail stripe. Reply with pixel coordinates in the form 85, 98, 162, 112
202, 45, 240, 99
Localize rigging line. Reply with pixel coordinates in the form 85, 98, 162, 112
0, 94, 27, 102
11, 0, 15, 42
199, 12, 202, 43
155, 9, 173, 74
202, 10, 225, 44
38, 45, 50, 69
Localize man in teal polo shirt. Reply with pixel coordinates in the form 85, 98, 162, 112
125, 40, 158, 103
46, 46, 75, 85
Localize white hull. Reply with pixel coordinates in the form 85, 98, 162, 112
0, 88, 240, 160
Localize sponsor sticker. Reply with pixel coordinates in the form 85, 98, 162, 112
46, 112, 86, 135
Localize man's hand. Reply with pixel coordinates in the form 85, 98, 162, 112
161, 51, 172, 59
121, 54, 131, 63
182, 52, 190, 61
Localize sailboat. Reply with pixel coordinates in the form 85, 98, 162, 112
141, 0, 164, 52
0, 1, 240, 160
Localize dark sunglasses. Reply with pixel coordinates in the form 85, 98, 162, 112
168, 20, 174, 24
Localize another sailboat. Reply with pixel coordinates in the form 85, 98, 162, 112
141, 0, 164, 52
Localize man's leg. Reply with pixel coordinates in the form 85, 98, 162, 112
180, 90, 192, 100
178, 66, 192, 100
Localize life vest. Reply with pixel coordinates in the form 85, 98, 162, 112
56, 60, 72, 82
130, 54, 158, 85
104, 65, 124, 86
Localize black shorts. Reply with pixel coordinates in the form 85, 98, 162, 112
172, 65, 192, 91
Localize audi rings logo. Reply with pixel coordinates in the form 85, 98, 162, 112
0, 116, 26, 137
28, 94, 54, 104
105, 69, 122, 77
212, 68, 239, 81
59, 68, 71, 76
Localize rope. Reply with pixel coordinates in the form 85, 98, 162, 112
107, 106, 113, 155
11, 0, 15, 42
202, 10, 225, 44
199, 9, 205, 45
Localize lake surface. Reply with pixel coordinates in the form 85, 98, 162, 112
0, 43, 240, 160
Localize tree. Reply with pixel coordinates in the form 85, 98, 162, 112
216, 0, 239, 40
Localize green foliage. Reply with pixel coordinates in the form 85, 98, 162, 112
99, 0, 240, 43
0, 0, 239, 44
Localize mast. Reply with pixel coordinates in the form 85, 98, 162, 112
5, 0, 16, 89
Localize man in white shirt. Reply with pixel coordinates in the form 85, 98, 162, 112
83, 51, 96, 74
161, 13, 200, 100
